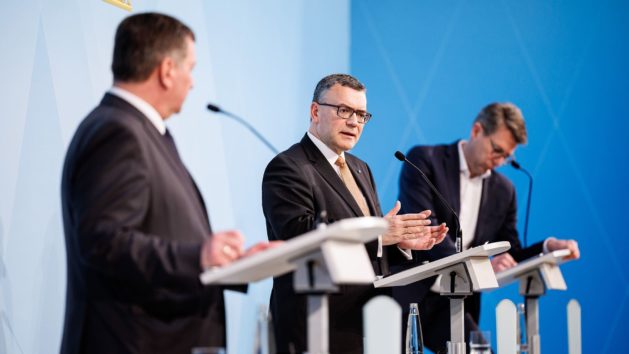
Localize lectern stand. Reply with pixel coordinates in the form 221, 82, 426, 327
495, 249, 573, 354
200, 217, 388, 354
374, 241, 511, 354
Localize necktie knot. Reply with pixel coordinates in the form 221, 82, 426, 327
335, 156, 346, 168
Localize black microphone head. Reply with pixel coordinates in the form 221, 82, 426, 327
394, 151, 406, 161
206, 103, 221, 113
510, 160, 521, 169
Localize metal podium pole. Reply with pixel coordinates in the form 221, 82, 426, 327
441, 265, 474, 354
294, 252, 338, 354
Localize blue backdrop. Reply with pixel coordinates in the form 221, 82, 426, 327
351, 0, 629, 353
0, 1, 626, 353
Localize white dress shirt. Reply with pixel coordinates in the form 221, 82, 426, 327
457, 140, 491, 249
109, 86, 166, 135
431, 141, 491, 292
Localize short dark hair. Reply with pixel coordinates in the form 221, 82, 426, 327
475, 102, 528, 144
312, 74, 366, 102
112, 12, 195, 82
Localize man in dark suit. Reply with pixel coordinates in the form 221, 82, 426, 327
395, 102, 580, 353
262, 74, 448, 354
60, 13, 275, 354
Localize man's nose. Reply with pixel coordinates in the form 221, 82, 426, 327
346, 113, 359, 126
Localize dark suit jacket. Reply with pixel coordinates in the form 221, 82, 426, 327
395, 142, 543, 321
60, 93, 225, 354
262, 135, 390, 354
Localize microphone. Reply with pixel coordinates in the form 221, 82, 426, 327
207, 103, 279, 154
395, 151, 463, 253
510, 160, 532, 248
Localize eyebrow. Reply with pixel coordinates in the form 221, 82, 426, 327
334, 103, 367, 112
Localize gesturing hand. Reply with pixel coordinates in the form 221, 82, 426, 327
382, 201, 448, 250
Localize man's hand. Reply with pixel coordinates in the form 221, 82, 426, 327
547, 237, 580, 260
201, 231, 284, 270
381, 201, 448, 250
200, 230, 245, 269
491, 252, 518, 272
242, 240, 284, 257
398, 223, 448, 250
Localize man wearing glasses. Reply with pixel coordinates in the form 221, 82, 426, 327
262, 74, 448, 354
394, 102, 580, 353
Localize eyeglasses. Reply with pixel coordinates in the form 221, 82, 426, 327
316, 102, 372, 124
489, 137, 514, 163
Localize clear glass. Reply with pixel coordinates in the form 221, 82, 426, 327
469, 330, 491, 354
191, 347, 226, 354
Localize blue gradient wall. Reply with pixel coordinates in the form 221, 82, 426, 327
1, 1, 626, 353
0, 1, 349, 353
351, 0, 629, 353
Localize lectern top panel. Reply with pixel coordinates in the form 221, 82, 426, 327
496, 249, 572, 286
199, 216, 388, 285
373, 241, 511, 288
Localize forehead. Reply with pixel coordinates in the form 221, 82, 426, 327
320, 84, 367, 107
488, 124, 517, 149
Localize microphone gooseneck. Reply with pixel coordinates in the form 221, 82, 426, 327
510, 160, 532, 248
395, 151, 463, 253
207, 103, 279, 154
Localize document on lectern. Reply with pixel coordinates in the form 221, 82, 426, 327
199, 216, 388, 285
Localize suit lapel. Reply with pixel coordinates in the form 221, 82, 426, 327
102, 94, 189, 183
444, 142, 461, 214
474, 176, 493, 246
300, 135, 364, 217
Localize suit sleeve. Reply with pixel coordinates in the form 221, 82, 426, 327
67, 121, 203, 291
262, 153, 317, 240
498, 183, 544, 261
398, 147, 458, 263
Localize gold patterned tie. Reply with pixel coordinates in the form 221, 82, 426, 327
335, 156, 371, 216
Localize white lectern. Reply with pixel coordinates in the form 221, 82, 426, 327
200, 216, 388, 354
374, 241, 511, 354
495, 249, 573, 354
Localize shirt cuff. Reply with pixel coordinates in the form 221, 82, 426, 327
397, 246, 413, 260
542, 237, 556, 253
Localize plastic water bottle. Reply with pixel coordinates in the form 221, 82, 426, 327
517, 303, 529, 353
405, 303, 424, 354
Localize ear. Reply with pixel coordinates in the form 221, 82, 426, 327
471, 122, 483, 139
158, 57, 176, 89
310, 102, 319, 123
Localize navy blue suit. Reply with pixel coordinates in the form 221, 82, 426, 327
394, 142, 543, 352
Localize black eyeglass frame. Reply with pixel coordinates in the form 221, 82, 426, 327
316, 102, 373, 124
488, 137, 515, 163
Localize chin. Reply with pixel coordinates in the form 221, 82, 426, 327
339, 141, 355, 150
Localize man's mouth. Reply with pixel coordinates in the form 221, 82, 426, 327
340, 131, 356, 138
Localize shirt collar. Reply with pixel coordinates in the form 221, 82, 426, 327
458, 140, 491, 179
307, 131, 345, 165
108, 86, 166, 135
